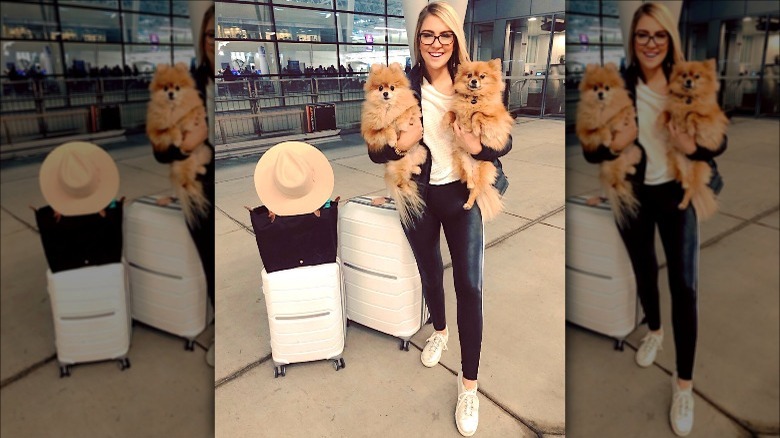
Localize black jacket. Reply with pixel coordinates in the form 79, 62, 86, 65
582, 66, 727, 185
368, 64, 512, 202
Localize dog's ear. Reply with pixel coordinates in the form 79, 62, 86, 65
605, 62, 618, 72
370, 63, 383, 74
174, 62, 189, 73
389, 62, 403, 72
705, 58, 717, 72
585, 63, 597, 73
488, 58, 503, 73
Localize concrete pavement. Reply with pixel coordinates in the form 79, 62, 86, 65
0, 135, 214, 437
214, 118, 567, 437
565, 116, 780, 437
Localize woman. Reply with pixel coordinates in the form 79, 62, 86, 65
152, 5, 216, 366
583, 3, 726, 436
368, 2, 512, 436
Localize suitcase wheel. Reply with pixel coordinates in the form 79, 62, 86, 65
400, 340, 410, 351
614, 339, 625, 351
118, 358, 131, 371
274, 365, 286, 378
185, 340, 196, 351
59, 365, 71, 378
333, 358, 345, 371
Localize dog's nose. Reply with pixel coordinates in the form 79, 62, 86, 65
383, 91, 388, 97
470, 79, 478, 85
168, 92, 174, 99
597, 91, 603, 99
685, 79, 692, 87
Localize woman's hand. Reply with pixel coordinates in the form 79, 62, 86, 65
667, 122, 697, 155
610, 121, 638, 153
395, 117, 423, 152
180, 119, 208, 153
453, 121, 483, 155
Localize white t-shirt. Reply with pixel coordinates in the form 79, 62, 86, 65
421, 78, 459, 185
636, 80, 674, 185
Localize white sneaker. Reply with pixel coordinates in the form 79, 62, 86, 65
206, 341, 215, 367
455, 371, 479, 437
635, 331, 663, 367
421, 329, 448, 367
670, 372, 694, 436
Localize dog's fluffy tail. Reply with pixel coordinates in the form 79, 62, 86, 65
177, 183, 210, 228
388, 181, 425, 229
475, 186, 504, 222
606, 185, 640, 229
691, 188, 718, 221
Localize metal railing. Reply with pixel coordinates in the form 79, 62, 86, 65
1, 75, 153, 146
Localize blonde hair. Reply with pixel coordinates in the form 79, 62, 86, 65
412, 1, 470, 82
627, 2, 685, 81
198, 5, 215, 71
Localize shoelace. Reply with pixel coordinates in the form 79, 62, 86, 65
640, 333, 662, 351
674, 391, 692, 418
426, 333, 447, 354
459, 391, 477, 418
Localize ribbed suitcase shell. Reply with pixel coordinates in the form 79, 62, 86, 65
566, 196, 642, 343
339, 197, 428, 345
262, 262, 345, 367
47, 263, 131, 364
124, 196, 212, 341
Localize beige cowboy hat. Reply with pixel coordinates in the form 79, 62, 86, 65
39, 142, 120, 216
254, 141, 334, 216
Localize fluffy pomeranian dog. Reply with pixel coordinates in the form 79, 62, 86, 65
146, 63, 211, 227
361, 63, 427, 227
443, 59, 512, 221
576, 63, 642, 227
658, 59, 727, 220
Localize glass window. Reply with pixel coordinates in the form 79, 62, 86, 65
216, 2, 274, 40
278, 42, 337, 76
544, 14, 565, 116
386, 17, 408, 45
173, 16, 194, 44
601, 17, 622, 44
121, 0, 170, 15
341, 44, 387, 71
123, 13, 171, 44
172, 0, 192, 17
336, 0, 383, 15
0, 3, 58, 40
63, 42, 124, 74
387, 0, 403, 17
566, 15, 600, 45
1, 41, 64, 77
336, 12, 386, 44
174, 46, 197, 69
274, 7, 338, 43
387, 45, 410, 67
59, 7, 122, 43
218, 40, 279, 76
60, 0, 119, 8
124, 44, 173, 71
565, 1, 599, 15
279, 0, 332, 11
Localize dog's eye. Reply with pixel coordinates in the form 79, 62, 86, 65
682, 73, 687, 78
479, 74, 485, 79
378, 85, 383, 91
164, 86, 168, 91
468, 73, 472, 78
175, 85, 180, 91
605, 86, 610, 91
390, 85, 395, 91
593, 86, 597, 92
694, 74, 700, 79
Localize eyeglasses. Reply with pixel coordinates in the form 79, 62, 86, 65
205, 31, 215, 42
419, 32, 455, 46
634, 31, 669, 46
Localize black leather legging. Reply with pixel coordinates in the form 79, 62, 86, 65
618, 181, 698, 380
403, 181, 484, 381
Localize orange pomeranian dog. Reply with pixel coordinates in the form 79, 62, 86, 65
361, 63, 427, 227
443, 58, 512, 221
576, 63, 642, 227
658, 59, 727, 220
146, 63, 211, 227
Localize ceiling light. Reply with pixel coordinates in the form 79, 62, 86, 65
529, 17, 537, 21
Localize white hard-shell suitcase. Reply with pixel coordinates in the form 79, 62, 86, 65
262, 261, 346, 378
46, 263, 132, 376
566, 196, 643, 350
124, 196, 213, 349
339, 196, 429, 351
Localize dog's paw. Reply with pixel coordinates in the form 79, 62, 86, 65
412, 165, 422, 175
156, 196, 174, 206
196, 165, 207, 175
585, 196, 602, 206
370, 196, 389, 206
462, 202, 472, 210
627, 165, 637, 175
